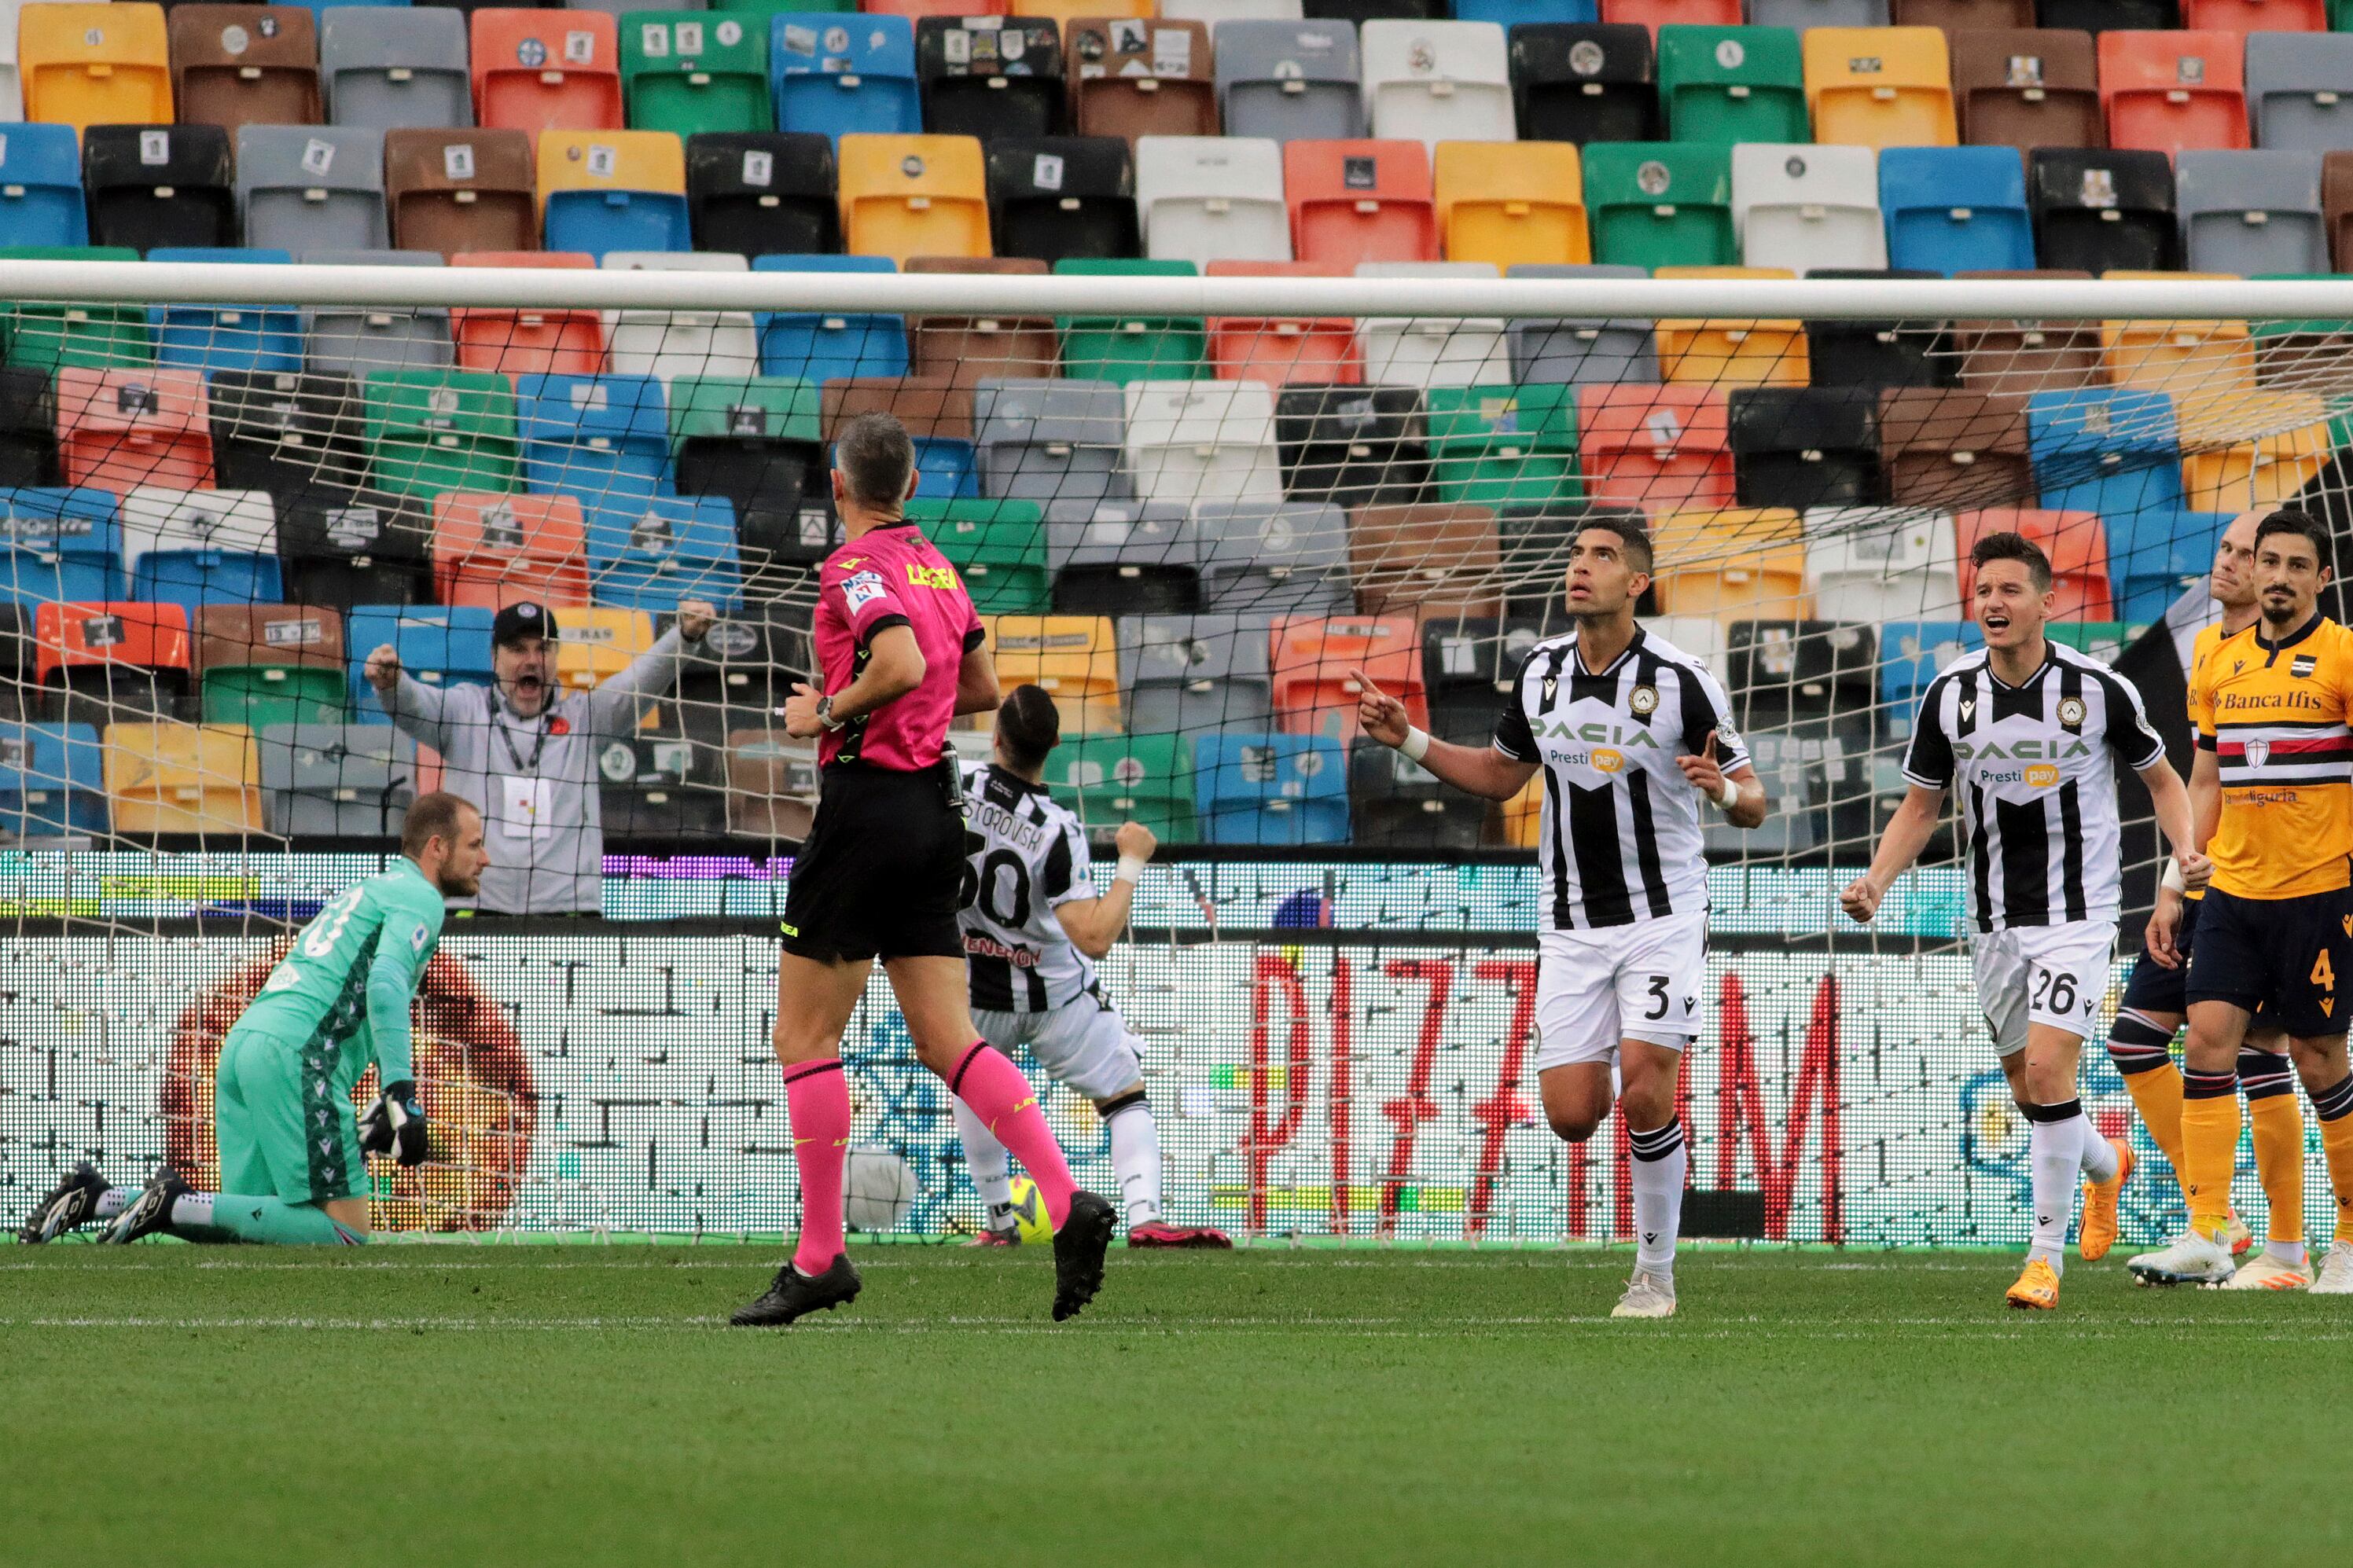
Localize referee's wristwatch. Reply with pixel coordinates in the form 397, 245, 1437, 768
814, 694, 846, 732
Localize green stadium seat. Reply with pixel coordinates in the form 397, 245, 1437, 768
1053, 258, 1209, 387
1656, 26, 1808, 146
1045, 732, 1197, 845
200, 666, 347, 732
620, 12, 773, 138
1423, 384, 1583, 509
1582, 142, 1736, 270
910, 498, 1051, 615
0, 247, 154, 372
362, 369, 521, 502
2044, 621, 2142, 666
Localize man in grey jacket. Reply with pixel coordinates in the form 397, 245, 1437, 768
364, 599, 715, 915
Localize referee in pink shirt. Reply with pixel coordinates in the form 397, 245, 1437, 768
732, 413, 1117, 1327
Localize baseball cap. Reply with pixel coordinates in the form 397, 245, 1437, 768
491, 602, 559, 648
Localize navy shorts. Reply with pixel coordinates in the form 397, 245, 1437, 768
2184, 885, 2353, 1040
2119, 893, 2202, 1018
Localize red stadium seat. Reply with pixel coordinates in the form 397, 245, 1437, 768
1954, 507, 2113, 622
432, 492, 592, 610
450, 252, 608, 377
1285, 139, 1439, 270
1575, 384, 1733, 515
2180, 0, 2324, 32
33, 600, 194, 720
54, 369, 214, 494
1204, 261, 1361, 388
471, 8, 622, 134
1601, 0, 1742, 38
1269, 614, 1427, 747
2099, 31, 2249, 155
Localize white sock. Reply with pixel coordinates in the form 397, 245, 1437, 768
2267, 1239, 2308, 1266
2078, 1125, 2119, 1184
2028, 1101, 2086, 1270
953, 1096, 1015, 1225
1104, 1096, 1162, 1226
169, 1192, 215, 1229
1627, 1117, 1686, 1280
95, 1187, 129, 1220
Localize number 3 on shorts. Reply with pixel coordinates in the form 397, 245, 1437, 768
1642, 975, 1671, 1020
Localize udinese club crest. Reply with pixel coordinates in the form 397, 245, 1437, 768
1628, 684, 1660, 718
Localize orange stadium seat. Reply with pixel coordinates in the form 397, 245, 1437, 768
1803, 27, 1958, 149
103, 721, 263, 835
1204, 260, 1361, 387
1646, 507, 1808, 622
54, 369, 215, 494
431, 491, 592, 609
471, 8, 623, 134
34, 600, 194, 722
1575, 384, 1735, 514
1270, 613, 1426, 746
1653, 266, 1809, 389
1285, 138, 1439, 270
836, 133, 991, 263
1954, 507, 2112, 621
981, 615, 1123, 735
2099, 30, 2249, 155
450, 252, 608, 376
1433, 140, 1588, 271
2098, 272, 2256, 395
2176, 388, 2335, 511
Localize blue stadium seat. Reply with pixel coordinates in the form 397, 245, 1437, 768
2112, 508, 2230, 623
1876, 619, 1981, 716
0, 722, 108, 837
146, 248, 305, 376
752, 254, 910, 384
0, 123, 91, 248
586, 494, 744, 612
2025, 387, 2185, 522
345, 604, 497, 722
1879, 146, 2033, 276
770, 12, 920, 141
1455, 0, 1596, 22
1193, 732, 1349, 846
0, 487, 121, 605
517, 373, 675, 518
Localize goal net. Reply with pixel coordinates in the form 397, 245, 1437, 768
4, 259, 2347, 1249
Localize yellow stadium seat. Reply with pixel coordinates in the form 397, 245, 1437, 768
1648, 509, 1810, 622
1018, 1, 1151, 24
1653, 266, 1809, 389
534, 130, 687, 256
553, 605, 660, 729
837, 134, 991, 265
1803, 27, 1956, 150
2178, 390, 2336, 512
981, 615, 1122, 736
20, 3, 174, 133
1433, 140, 1590, 271
2098, 271, 2256, 395
103, 722, 262, 835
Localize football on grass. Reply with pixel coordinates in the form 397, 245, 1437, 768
844, 1147, 915, 1232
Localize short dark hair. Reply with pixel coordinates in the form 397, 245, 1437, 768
402, 791, 477, 858
1576, 515, 1653, 575
1969, 530, 2053, 592
996, 684, 1061, 773
834, 412, 916, 510
2256, 508, 2332, 567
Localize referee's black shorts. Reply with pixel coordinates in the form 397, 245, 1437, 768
2119, 893, 2203, 1018
2184, 884, 2353, 1040
781, 761, 966, 965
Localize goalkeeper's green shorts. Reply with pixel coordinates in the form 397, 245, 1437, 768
215, 1026, 368, 1206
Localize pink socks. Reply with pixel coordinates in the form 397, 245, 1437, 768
785, 1059, 851, 1274
947, 1044, 1075, 1228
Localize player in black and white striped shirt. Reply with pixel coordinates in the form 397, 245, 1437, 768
1844, 531, 2207, 1310
953, 685, 1230, 1250
1356, 516, 1766, 1320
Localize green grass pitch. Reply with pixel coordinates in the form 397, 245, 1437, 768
6, 1244, 2351, 1567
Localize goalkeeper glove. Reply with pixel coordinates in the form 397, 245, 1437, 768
358, 1081, 430, 1167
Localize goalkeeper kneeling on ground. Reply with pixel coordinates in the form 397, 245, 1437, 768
16, 793, 488, 1247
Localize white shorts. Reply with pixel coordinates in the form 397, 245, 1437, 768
1534, 910, 1709, 1073
1971, 919, 2117, 1056
972, 986, 1145, 1103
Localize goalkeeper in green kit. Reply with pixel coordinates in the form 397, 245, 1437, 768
17, 793, 488, 1247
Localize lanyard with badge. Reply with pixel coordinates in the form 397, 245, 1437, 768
494, 699, 556, 840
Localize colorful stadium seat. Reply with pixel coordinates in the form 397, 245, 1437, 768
320, 5, 475, 131
1273, 382, 1427, 509
686, 130, 837, 256
2177, 387, 2335, 510
145, 248, 300, 376
836, 131, 991, 261
171, 5, 323, 136
431, 490, 592, 609
55, 368, 215, 494
0, 721, 109, 836
1434, 140, 1588, 271
2176, 149, 2328, 274
1880, 145, 2035, 274
120, 485, 280, 613
104, 720, 263, 834
1803, 505, 1963, 625
911, 497, 1050, 614
1285, 137, 1437, 267
2099, 29, 2250, 154
1269, 611, 1423, 745
1134, 133, 1290, 264
236, 125, 388, 252
1510, 24, 1660, 145
974, 377, 1128, 505
1950, 28, 2101, 152
986, 135, 1140, 265
622, 9, 774, 137
1043, 498, 1196, 615
1123, 378, 1282, 505
1352, 259, 1509, 387
0, 123, 91, 249
668, 373, 822, 517
1194, 498, 1350, 615
83, 125, 237, 255
821, 373, 975, 497
768, 10, 920, 140
35, 599, 193, 725
0, 374, 62, 488
1193, 730, 1347, 846
600, 250, 761, 381
385, 127, 539, 257
1119, 612, 1272, 736
2030, 148, 2179, 272
905, 255, 1059, 386
1878, 386, 2033, 510
0, 486, 119, 604
1583, 140, 1735, 269
2098, 273, 2256, 395
751, 252, 909, 384
362, 367, 521, 501
344, 603, 497, 718
517, 371, 674, 520
914, 16, 1064, 142
1505, 262, 1660, 387
1656, 24, 1806, 145
19, 3, 175, 134
1348, 501, 1505, 618
1358, 19, 1515, 149
450, 251, 607, 376
1205, 259, 1360, 387
1732, 142, 1886, 272
1954, 505, 2112, 620
1648, 506, 1808, 621
2245, 31, 2353, 155
471, 7, 623, 132
981, 614, 1122, 734
1575, 383, 1734, 512
257, 720, 415, 837
1055, 256, 1209, 384
584, 491, 743, 611
1068, 16, 1219, 143
537, 128, 691, 255
1803, 27, 1956, 148
1730, 386, 1881, 511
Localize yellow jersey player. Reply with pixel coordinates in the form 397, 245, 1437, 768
2132, 509, 2353, 1291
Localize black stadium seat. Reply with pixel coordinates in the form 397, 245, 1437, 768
83, 123, 237, 254
686, 132, 839, 260
985, 137, 1140, 266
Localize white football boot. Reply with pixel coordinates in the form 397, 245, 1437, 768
1611, 1271, 1678, 1320
2312, 1240, 2353, 1294
2127, 1228, 2237, 1287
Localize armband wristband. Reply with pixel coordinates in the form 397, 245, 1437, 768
1399, 726, 1432, 763
1114, 855, 1146, 886
2162, 859, 2186, 894
1713, 778, 1741, 811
